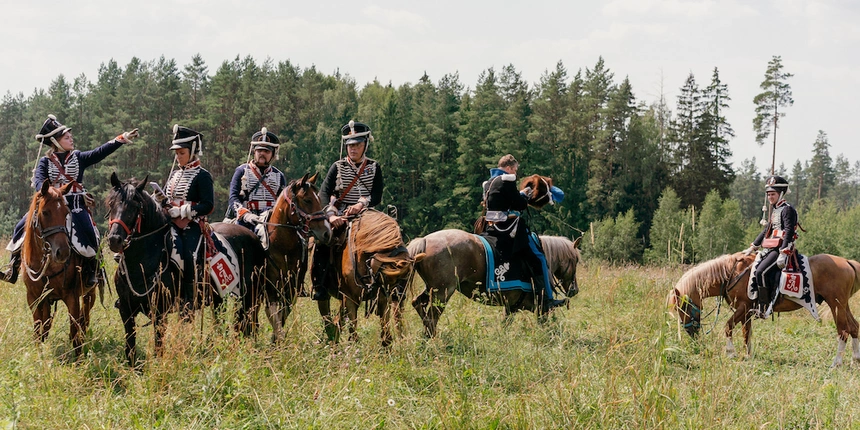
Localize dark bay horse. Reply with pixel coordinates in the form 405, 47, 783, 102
409, 232, 581, 337
262, 173, 331, 343
316, 209, 424, 346
106, 173, 267, 366
670, 251, 860, 366
22, 180, 96, 358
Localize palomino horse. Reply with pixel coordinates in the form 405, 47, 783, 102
671, 251, 860, 367
262, 173, 331, 343
22, 180, 96, 358
410, 232, 581, 337
316, 209, 424, 346
106, 173, 267, 366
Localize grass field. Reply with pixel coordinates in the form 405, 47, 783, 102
1, 256, 860, 429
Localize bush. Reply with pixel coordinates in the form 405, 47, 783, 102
584, 209, 642, 264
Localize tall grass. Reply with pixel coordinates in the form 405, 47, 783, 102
1, 258, 859, 428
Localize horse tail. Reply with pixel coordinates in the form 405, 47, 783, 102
406, 237, 428, 292
847, 259, 860, 297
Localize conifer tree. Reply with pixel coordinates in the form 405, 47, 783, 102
753, 55, 793, 173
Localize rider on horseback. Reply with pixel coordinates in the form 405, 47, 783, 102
743, 175, 799, 318
482, 154, 566, 313
162, 125, 214, 316
1, 115, 137, 285
311, 120, 383, 301
226, 127, 286, 237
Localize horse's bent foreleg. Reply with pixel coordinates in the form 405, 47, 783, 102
724, 303, 752, 358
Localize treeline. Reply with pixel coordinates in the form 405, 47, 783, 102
0, 55, 857, 263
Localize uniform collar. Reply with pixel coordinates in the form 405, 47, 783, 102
180, 159, 201, 170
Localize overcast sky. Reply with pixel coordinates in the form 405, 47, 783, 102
2, 0, 857, 174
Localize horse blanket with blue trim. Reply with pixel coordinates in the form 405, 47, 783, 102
476, 233, 551, 296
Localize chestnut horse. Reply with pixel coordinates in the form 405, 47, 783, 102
670, 251, 860, 367
316, 209, 424, 346
409, 233, 581, 337
22, 180, 97, 358
106, 173, 267, 366
262, 173, 331, 343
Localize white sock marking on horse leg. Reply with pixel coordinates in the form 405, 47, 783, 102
266, 303, 283, 342
726, 338, 736, 358
852, 337, 860, 361
832, 336, 847, 368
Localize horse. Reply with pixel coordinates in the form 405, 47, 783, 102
409, 232, 581, 337
316, 209, 424, 347
21, 180, 97, 358
474, 173, 556, 234
106, 173, 267, 366
261, 173, 331, 343
670, 251, 860, 367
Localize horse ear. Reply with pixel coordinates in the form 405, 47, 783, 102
572, 236, 582, 249
110, 172, 121, 189
136, 175, 149, 193
40, 179, 52, 196
300, 172, 310, 186
59, 181, 75, 195
308, 172, 319, 184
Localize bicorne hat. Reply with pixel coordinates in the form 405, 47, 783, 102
169, 124, 203, 154
34, 114, 71, 147
341, 120, 373, 145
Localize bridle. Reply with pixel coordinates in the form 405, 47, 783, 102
268, 184, 326, 238
108, 191, 170, 251
24, 194, 71, 282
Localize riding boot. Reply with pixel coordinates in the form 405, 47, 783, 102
0, 250, 21, 284
84, 258, 99, 288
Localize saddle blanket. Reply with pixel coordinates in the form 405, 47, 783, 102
169, 228, 242, 298
748, 252, 818, 320
476, 234, 533, 293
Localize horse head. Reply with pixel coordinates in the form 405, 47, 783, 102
106, 172, 161, 253
519, 174, 554, 209
542, 235, 582, 298
25, 180, 73, 264
670, 252, 755, 337
278, 172, 332, 244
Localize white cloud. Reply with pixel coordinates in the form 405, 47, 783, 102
603, 0, 758, 19
361, 5, 429, 32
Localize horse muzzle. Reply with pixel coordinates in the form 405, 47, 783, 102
107, 233, 127, 253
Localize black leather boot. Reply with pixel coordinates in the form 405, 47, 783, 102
0, 250, 21, 284
84, 258, 99, 288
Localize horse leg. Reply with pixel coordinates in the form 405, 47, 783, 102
724, 305, 748, 358
825, 299, 854, 367
119, 303, 137, 367
64, 293, 84, 358
344, 295, 360, 343
378, 294, 393, 347
265, 297, 285, 344
153, 312, 167, 358
418, 285, 454, 338
317, 297, 339, 343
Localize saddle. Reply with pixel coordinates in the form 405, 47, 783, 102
748, 250, 819, 320
475, 234, 536, 293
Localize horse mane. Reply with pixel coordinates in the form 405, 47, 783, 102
674, 254, 736, 297
105, 177, 162, 221
541, 236, 580, 275
22, 188, 49, 257
520, 174, 553, 208
353, 210, 403, 255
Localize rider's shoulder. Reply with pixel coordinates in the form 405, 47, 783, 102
499, 173, 516, 182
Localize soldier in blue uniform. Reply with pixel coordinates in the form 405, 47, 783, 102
1, 115, 137, 285
482, 154, 566, 313
743, 175, 798, 318
311, 120, 383, 300
162, 125, 214, 315
226, 127, 286, 236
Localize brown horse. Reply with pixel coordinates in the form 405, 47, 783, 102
474, 173, 556, 234
316, 209, 424, 346
262, 173, 331, 343
22, 180, 96, 358
410, 232, 581, 337
670, 251, 860, 366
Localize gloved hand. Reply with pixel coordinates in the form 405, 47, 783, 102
776, 252, 788, 269
742, 245, 757, 256
167, 206, 181, 218
242, 211, 261, 224
117, 128, 139, 143
521, 186, 533, 198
